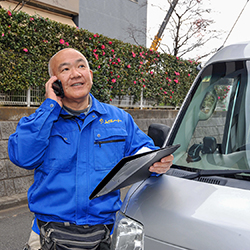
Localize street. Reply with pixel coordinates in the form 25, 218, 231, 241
0, 204, 33, 250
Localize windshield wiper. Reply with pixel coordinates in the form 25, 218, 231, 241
183, 169, 250, 180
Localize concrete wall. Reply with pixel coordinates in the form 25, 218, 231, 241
0, 106, 177, 208
78, 0, 147, 46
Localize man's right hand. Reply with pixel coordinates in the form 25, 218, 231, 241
45, 76, 63, 107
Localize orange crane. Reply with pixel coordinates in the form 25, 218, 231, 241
150, 0, 179, 51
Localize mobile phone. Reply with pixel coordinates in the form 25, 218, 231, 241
52, 80, 64, 98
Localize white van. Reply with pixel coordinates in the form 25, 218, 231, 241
110, 42, 250, 250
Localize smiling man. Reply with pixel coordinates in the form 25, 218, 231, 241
8, 48, 173, 250
47, 49, 93, 110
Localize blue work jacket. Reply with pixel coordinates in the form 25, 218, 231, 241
8, 94, 157, 227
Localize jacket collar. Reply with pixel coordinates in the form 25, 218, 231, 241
60, 93, 107, 119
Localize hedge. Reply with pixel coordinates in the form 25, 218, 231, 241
0, 8, 199, 106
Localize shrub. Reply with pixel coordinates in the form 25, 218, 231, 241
0, 8, 199, 106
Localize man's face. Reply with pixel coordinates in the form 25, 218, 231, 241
51, 49, 93, 107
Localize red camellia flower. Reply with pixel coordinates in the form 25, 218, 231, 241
59, 39, 65, 44
2, 33, 4, 37
30, 18, 34, 21
65, 42, 69, 46
7, 11, 12, 16
23, 48, 28, 52
112, 79, 116, 83
108, 41, 112, 45
101, 45, 105, 49
127, 65, 131, 68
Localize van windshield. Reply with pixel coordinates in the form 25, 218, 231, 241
172, 60, 250, 171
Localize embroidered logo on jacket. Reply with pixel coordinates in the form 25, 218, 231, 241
99, 118, 122, 124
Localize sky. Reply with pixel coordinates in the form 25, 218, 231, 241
147, 0, 250, 63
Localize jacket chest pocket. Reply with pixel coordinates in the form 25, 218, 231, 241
47, 130, 75, 172
94, 127, 127, 170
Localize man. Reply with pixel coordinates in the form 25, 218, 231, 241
8, 48, 173, 250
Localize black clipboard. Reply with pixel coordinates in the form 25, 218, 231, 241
89, 144, 180, 200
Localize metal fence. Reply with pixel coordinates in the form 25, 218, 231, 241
0, 88, 44, 107
0, 88, 177, 109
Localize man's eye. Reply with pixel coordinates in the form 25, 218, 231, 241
62, 68, 69, 72
79, 64, 85, 68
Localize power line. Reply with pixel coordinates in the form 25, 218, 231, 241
222, 0, 249, 46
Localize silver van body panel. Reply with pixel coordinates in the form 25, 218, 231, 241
205, 41, 250, 66
121, 175, 250, 250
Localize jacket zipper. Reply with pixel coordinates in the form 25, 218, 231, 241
94, 139, 126, 148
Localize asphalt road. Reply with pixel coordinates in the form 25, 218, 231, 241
0, 204, 33, 250
0, 187, 130, 250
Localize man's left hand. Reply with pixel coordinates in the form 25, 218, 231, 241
149, 154, 174, 174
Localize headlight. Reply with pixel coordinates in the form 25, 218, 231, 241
111, 212, 144, 250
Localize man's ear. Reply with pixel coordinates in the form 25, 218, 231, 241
90, 70, 93, 80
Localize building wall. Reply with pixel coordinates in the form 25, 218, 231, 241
1, 0, 79, 26
78, 0, 148, 46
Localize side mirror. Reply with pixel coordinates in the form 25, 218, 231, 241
148, 123, 171, 147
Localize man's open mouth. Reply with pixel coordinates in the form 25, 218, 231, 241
71, 82, 83, 87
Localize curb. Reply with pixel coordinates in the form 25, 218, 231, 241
0, 193, 28, 210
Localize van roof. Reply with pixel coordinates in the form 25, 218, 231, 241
205, 41, 250, 66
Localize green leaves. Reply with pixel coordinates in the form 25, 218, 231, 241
0, 8, 199, 106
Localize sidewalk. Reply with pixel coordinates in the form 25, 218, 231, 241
0, 193, 28, 210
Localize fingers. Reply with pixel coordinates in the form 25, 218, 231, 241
45, 76, 57, 97
149, 154, 174, 174
45, 76, 63, 107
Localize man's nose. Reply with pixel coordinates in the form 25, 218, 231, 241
70, 68, 81, 78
